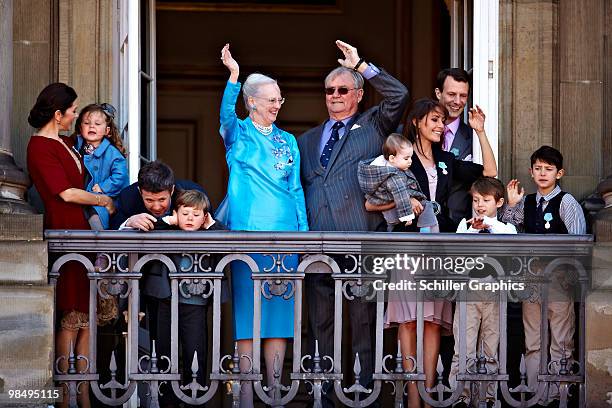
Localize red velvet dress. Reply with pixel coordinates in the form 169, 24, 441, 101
27, 135, 90, 320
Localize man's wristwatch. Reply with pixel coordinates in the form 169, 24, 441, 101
353, 58, 365, 71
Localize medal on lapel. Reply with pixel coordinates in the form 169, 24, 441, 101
450, 147, 459, 157
438, 161, 448, 175
543, 213, 553, 229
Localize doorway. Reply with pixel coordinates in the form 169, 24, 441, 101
154, 0, 465, 205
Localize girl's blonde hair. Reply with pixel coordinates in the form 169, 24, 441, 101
72, 103, 126, 157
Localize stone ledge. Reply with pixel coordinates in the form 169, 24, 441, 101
0, 241, 48, 284
586, 291, 612, 407
592, 243, 612, 291
0, 286, 54, 402
0, 214, 43, 241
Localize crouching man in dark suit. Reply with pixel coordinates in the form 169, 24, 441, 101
297, 40, 409, 406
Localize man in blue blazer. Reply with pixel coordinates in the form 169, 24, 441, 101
435, 68, 483, 224
297, 40, 409, 406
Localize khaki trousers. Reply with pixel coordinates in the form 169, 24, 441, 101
450, 302, 500, 402
523, 300, 574, 403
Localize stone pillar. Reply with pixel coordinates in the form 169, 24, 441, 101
58, 0, 114, 107
557, 0, 605, 200
587, 177, 612, 406
0, 214, 54, 404
498, 0, 558, 187
0, 0, 33, 214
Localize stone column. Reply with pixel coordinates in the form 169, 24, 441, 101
498, 0, 558, 188
0, 0, 33, 214
587, 177, 612, 406
58, 0, 114, 107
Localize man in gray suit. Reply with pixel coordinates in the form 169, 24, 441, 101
297, 40, 409, 406
435, 67, 480, 224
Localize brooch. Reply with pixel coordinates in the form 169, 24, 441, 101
543, 212, 553, 229
438, 161, 448, 175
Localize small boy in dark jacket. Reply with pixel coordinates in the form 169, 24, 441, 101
154, 189, 228, 405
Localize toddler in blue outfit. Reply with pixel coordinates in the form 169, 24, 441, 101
72, 103, 129, 230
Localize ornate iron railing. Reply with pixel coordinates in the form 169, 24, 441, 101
46, 231, 593, 407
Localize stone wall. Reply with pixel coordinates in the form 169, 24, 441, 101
0, 215, 54, 407
57, 0, 114, 108
11, 0, 116, 174
499, 0, 607, 200
11, 0, 58, 172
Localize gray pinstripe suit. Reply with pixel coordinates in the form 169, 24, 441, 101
297, 69, 408, 403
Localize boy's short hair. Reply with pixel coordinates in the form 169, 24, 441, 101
530, 145, 563, 170
470, 177, 505, 202
138, 160, 175, 193
382, 133, 412, 160
175, 190, 211, 213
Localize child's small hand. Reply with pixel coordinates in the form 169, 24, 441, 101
506, 179, 524, 207
92, 184, 103, 193
468, 217, 490, 231
203, 213, 214, 229
404, 219, 413, 226
410, 198, 423, 216
166, 210, 178, 226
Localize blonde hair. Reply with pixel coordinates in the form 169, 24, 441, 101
175, 190, 211, 213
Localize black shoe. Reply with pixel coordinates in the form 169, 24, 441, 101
486, 400, 496, 408
453, 402, 469, 408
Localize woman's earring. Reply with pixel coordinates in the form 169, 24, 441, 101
251, 105, 257, 111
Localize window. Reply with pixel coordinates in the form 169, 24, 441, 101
447, 0, 498, 164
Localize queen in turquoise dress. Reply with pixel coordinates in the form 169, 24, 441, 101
215, 43, 308, 406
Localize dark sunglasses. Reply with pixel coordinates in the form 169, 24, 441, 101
324, 86, 357, 96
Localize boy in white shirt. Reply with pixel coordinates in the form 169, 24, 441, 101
451, 177, 516, 408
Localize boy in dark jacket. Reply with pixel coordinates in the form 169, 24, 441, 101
155, 189, 228, 406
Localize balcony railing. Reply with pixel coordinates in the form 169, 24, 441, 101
45, 230, 593, 407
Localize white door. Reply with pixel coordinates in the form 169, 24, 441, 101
472, 0, 499, 165
115, 0, 157, 183
448, 0, 498, 165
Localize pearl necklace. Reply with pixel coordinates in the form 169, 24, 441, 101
252, 120, 273, 136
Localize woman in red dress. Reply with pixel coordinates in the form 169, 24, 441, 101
27, 83, 115, 408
